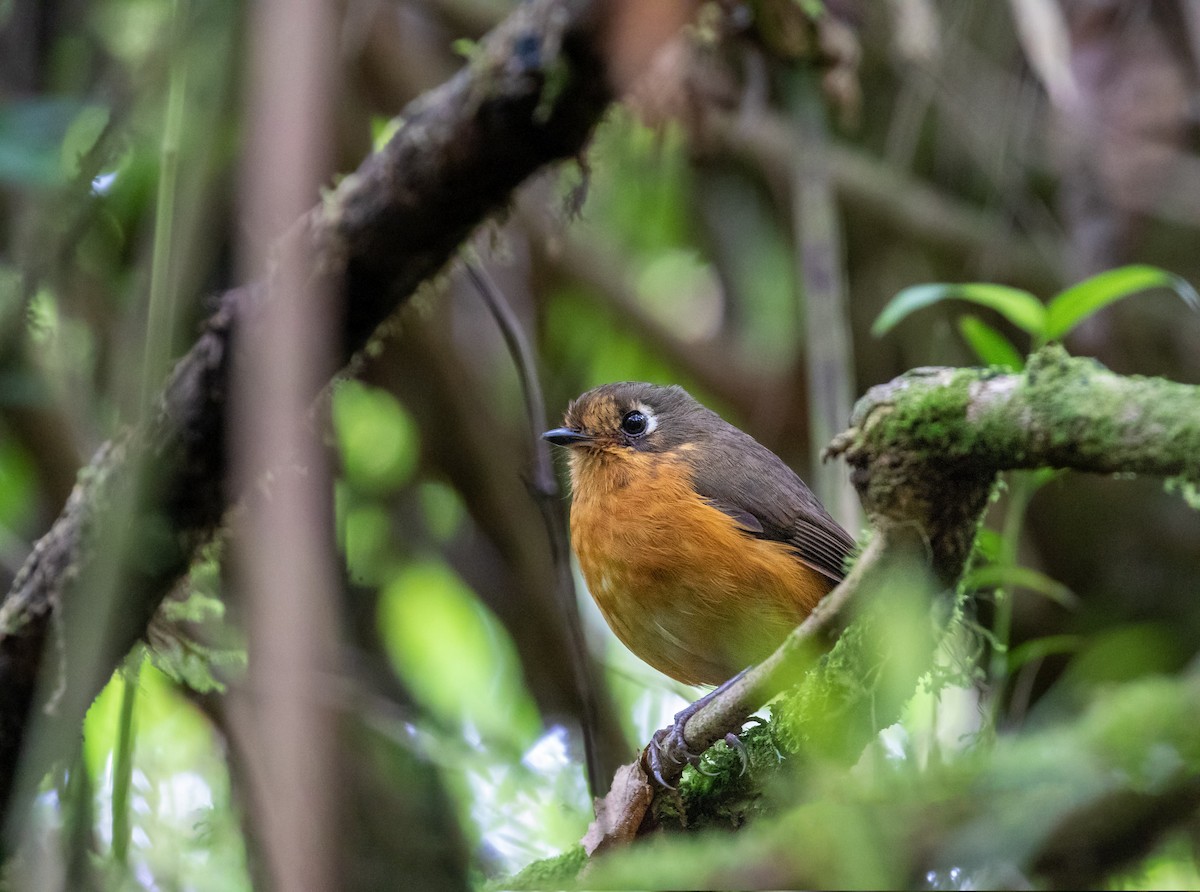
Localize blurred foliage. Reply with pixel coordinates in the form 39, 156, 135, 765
0, 434, 35, 532
578, 673, 1200, 890
378, 559, 539, 747
80, 660, 251, 890
332, 380, 419, 495
0, 100, 104, 186
331, 380, 593, 874
149, 551, 246, 694
2, 0, 1200, 889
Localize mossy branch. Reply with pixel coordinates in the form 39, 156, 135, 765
580, 673, 1200, 890
835, 343, 1200, 488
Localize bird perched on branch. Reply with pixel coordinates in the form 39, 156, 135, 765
544, 382, 855, 779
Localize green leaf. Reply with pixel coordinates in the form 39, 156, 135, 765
973, 528, 1004, 563
59, 103, 110, 179
958, 315, 1026, 370
343, 503, 392, 585
963, 564, 1080, 610
1044, 265, 1200, 341
1030, 467, 1064, 490
450, 37, 480, 61
379, 560, 540, 747
873, 283, 1046, 337
418, 480, 465, 542
1007, 634, 1084, 672
332, 380, 418, 493
369, 115, 401, 153
0, 436, 36, 533
0, 99, 85, 186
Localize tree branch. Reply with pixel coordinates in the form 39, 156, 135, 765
832, 344, 1200, 484
698, 109, 1064, 296
579, 672, 1200, 889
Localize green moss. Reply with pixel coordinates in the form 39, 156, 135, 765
770, 556, 942, 765
771, 621, 877, 760
851, 344, 1200, 482
1023, 346, 1200, 475
1165, 475, 1200, 510
861, 367, 982, 463
651, 724, 782, 830
488, 845, 586, 891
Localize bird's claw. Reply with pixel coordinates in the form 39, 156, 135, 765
724, 732, 749, 776
647, 720, 703, 788
644, 669, 753, 788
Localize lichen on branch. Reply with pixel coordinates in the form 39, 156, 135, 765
838, 343, 1200, 484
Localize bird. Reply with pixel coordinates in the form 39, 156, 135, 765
543, 382, 856, 691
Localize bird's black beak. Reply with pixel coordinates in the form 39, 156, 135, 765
542, 427, 593, 447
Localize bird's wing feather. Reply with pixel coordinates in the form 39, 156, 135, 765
690, 430, 856, 583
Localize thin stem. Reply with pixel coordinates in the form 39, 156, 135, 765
114, 0, 186, 866
110, 652, 142, 868
988, 471, 1036, 712
789, 72, 861, 531
463, 261, 556, 498
140, 0, 190, 417
464, 258, 610, 795
113, 4, 188, 857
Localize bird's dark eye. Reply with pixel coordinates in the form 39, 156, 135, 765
621, 410, 648, 437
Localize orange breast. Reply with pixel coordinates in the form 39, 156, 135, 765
568, 447, 832, 686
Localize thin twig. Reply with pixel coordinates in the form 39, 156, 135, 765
464, 258, 611, 796
650, 533, 883, 786
464, 262, 557, 499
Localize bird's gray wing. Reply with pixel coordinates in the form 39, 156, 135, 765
690, 430, 856, 583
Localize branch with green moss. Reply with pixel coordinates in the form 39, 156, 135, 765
836, 344, 1200, 488
574, 673, 1200, 890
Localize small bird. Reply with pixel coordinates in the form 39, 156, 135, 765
543, 382, 855, 689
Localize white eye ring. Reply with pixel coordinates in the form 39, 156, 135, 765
634, 403, 658, 435
620, 403, 658, 437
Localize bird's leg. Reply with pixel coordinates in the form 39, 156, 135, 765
645, 669, 750, 788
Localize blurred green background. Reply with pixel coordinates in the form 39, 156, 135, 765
3, 0, 1200, 889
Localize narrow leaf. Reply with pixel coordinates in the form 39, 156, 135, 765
958, 315, 1026, 370
1007, 634, 1084, 672
963, 564, 1080, 610
874, 282, 1046, 337
1044, 264, 1200, 341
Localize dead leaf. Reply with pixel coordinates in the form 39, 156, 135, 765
581, 761, 654, 856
